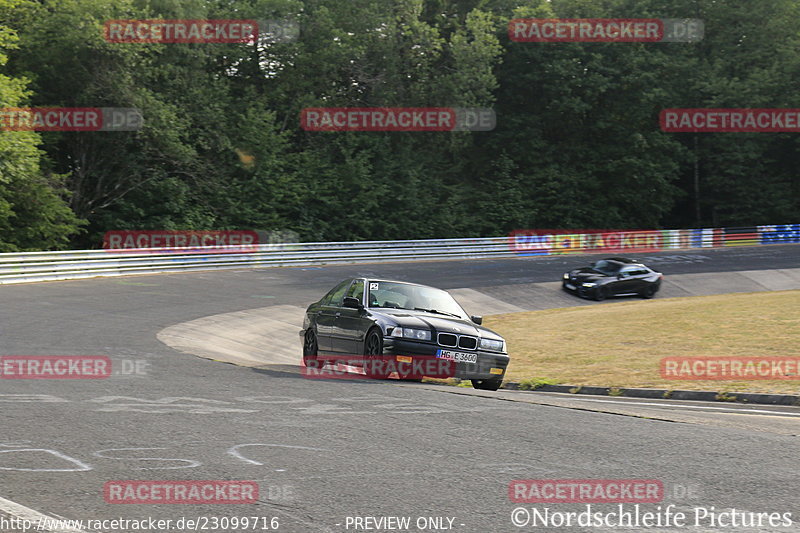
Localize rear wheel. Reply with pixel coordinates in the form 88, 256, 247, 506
472, 378, 503, 391
593, 286, 609, 301
363, 328, 390, 379
302, 330, 322, 368
640, 284, 658, 299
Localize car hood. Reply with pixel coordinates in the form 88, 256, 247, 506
376, 309, 502, 339
569, 268, 610, 282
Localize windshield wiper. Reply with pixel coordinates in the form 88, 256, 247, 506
413, 307, 460, 318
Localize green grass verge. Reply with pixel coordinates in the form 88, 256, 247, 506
484, 290, 800, 395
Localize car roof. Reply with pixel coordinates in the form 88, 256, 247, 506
602, 257, 639, 263
594, 258, 649, 270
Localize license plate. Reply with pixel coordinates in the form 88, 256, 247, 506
565, 283, 576, 290
436, 349, 478, 364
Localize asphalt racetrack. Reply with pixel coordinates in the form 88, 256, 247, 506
1, 245, 799, 533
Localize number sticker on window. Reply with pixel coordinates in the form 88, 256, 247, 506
369, 283, 379, 290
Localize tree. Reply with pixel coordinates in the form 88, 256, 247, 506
0, 0, 83, 251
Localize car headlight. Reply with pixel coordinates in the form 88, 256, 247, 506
563, 273, 569, 279
390, 327, 431, 341
581, 282, 596, 287
479, 338, 504, 352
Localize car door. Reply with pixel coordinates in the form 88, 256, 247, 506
315, 279, 351, 353
628, 267, 653, 293
614, 266, 640, 294
331, 279, 367, 354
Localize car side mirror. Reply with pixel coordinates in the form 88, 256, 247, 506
343, 297, 363, 309
471, 315, 483, 325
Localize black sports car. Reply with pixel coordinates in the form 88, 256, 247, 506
300, 278, 509, 390
562, 257, 663, 301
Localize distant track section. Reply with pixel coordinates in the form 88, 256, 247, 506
0, 224, 797, 284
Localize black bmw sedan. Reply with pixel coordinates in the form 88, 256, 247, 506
299, 278, 509, 390
562, 257, 663, 301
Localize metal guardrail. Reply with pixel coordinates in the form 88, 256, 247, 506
0, 225, 797, 284
0, 237, 515, 284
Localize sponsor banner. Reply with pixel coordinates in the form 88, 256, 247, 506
302, 355, 456, 380
660, 229, 705, 250
300, 107, 495, 132
0, 107, 143, 131
661, 357, 800, 380
104, 19, 258, 43
103, 230, 260, 253
508, 227, 747, 255
694, 228, 723, 248
508, 18, 703, 43
0, 356, 111, 379
104, 480, 258, 504
509, 479, 664, 503
508, 229, 663, 255
759, 224, 800, 244
660, 108, 800, 132
723, 226, 760, 247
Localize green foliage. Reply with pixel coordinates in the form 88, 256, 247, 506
517, 377, 557, 391
0, 0, 83, 250
715, 391, 737, 402
0, 0, 796, 250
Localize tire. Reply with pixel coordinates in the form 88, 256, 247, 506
593, 286, 608, 301
302, 330, 322, 368
472, 378, 503, 391
397, 364, 424, 382
363, 328, 390, 379
640, 284, 658, 299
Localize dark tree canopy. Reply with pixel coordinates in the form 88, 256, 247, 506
0, 0, 797, 249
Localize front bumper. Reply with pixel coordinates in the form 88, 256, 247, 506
562, 280, 594, 298
384, 337, 509, 381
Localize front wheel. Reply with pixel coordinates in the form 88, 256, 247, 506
302, 330, 322, 368
472, 378, 503, 391
593, 286, 609, 301
363, 329, 390, 379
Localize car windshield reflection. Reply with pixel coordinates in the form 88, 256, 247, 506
367, 281, 467, 319
592, 260, 622, 275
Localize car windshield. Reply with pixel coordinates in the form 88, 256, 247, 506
592, 260, 622, 275
367, 281, 467, 319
